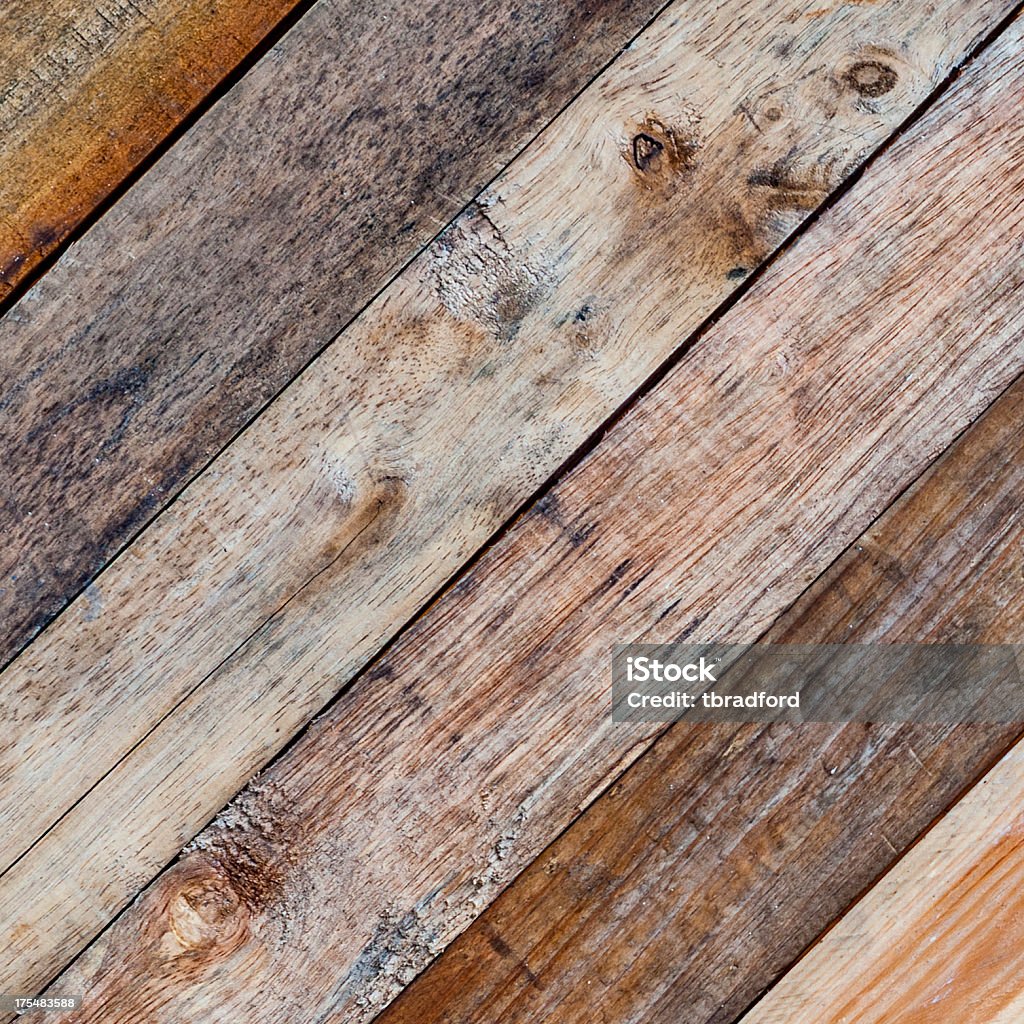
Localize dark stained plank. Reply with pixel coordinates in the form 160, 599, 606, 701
378, 381, 1024, 1024
20, 17, 1024, 1019
2, 0, 1005, 994
0, 0, 668, 667
0, 0, 305, 299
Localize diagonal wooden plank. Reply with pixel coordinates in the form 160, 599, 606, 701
375, 374, 1024, 1024
0, 0, 305, 299
739, 732, 1024, 1022
1, 0, 995, 957
20, 14, 1024, 1019
0, 0, 667, 666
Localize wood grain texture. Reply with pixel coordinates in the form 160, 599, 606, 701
378, 376, 1024, 1024
0, 0, 667, 667
741, 736, 1024, 1023
0, 0, 303, 299
2, 0, 993, 991
22, 17, 1024, 1020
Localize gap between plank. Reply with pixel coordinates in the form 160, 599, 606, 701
726, 719, 1024, 1024
19, 0, 1024, 1001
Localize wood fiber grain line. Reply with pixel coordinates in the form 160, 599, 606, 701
0, 0, 306, 301
739, 735, 1024, 1022
1, 0, 993, 979
0, 0, 667, 669
377, 375, 1024, 1024
22, 17, 1024, 1021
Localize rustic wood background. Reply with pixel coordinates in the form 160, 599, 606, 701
1, 0, 1022, 1021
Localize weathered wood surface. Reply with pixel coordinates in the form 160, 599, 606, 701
741, 738, 1024, 1023
22, 17, 1024, 1019
379, 379, 1024, 1024
0, 0, 303, 300
0, 0, 667, 668
2, 0, 991, 981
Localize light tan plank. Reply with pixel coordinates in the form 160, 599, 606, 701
21, 14, 1024, 1019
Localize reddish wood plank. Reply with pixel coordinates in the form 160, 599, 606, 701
380, 379, 1024, 1024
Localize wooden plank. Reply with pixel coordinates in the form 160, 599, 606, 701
0, 0, 667, 667
1, 0, 992, 963
376, 377, 1024, 1024
0, 0, 303, 299
20, 16, 1024, 1018
740, 736, 1024, 1023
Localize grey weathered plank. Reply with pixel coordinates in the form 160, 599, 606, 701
0, 0, 306, 299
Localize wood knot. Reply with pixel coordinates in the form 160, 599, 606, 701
843, 59, 897, 98
632, 132, 664, 172
166, 872, 249, 953
625, 115, 698, 193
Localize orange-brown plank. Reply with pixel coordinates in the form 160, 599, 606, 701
379, 376, 1024, 1024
